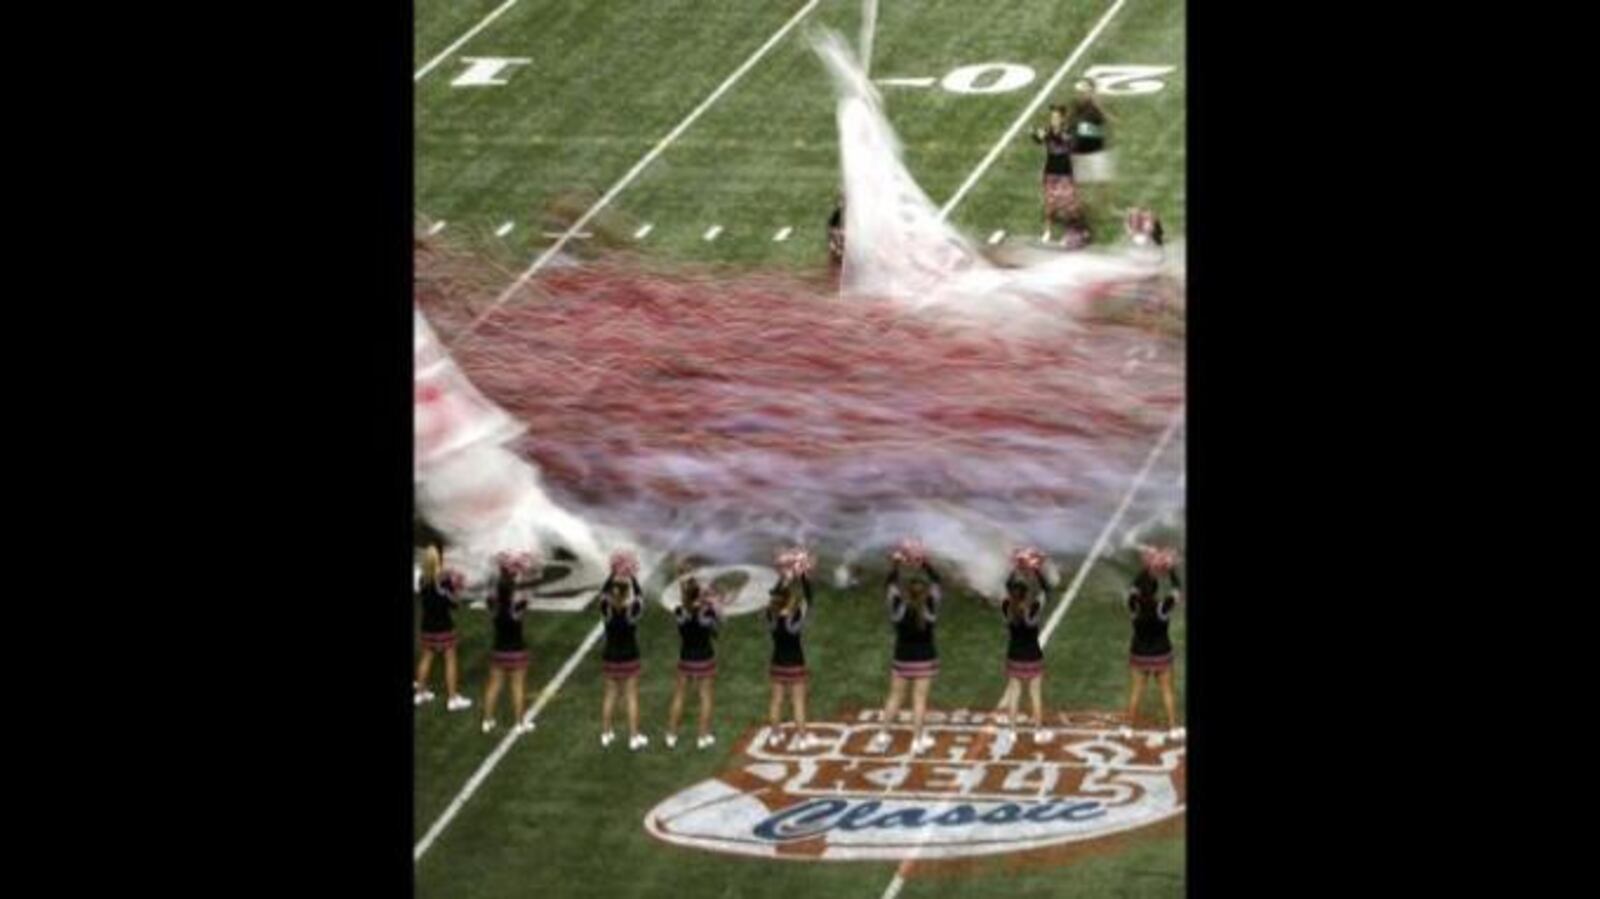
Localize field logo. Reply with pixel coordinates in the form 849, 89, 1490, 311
644, 708, 1184, 861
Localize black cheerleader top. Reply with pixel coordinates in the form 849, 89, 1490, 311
765, 575, 811, 667
887, 563, 941, 662
1032, 125, 1076, 176
674, 591, 720, 663
1002, 570, 1046, 662
419, 578, 459, 634
599, 576, 645, 663
1127, 568, 1181, 658
489, 590, 529, 653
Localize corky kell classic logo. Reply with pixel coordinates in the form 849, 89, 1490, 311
644, 709, 1185, 861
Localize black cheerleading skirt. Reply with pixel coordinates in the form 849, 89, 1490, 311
1130, 651, 1173, 671
769, 664, 809, 684
420, 630, 457, 652
677, 658, 717, 679
603, 659, 642, 680
1005, 658, 1045, 681
491, 650, 530, 671
892, 658, 940, 680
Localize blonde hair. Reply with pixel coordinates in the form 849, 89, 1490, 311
421, 545, 442, 583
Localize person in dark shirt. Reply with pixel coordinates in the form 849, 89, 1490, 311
481, 552, 538, 735
598, 556, 648, 750
828, 196, 845, 270
665, 563, 722, 750
995, 551, 1051, 745
1120, 546, 1184, 739
415, 545, 472, 712
1030, 104, 1089, 247
1067, 79, 1109, 154
765, 569, 813, 750
869, 545, 944, 756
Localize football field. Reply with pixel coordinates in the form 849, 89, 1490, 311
414, 1, 1186, 896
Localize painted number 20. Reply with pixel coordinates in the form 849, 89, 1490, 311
1081, 65, 1176, 95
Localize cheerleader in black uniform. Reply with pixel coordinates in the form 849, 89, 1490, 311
598, 557, 648, 751
997, 552, 1051, 744
869, 546, 942, 756
1030, 104, 1088, 247
765, 567, 813, 750
415, 545, 472, 712
1121, 547, 1184, 739
482, 553, 538, 735
665, 567, 721, 750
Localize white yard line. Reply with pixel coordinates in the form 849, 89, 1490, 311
415, 0, 522, 82
702, 225, 724, 241
773, 226, 793, 242
633, 222, 655, 239
427, 220, 447, 235
860, 0, 880, 78
936, 0, 1127, 221
414, 622, 607, 862
494, 221, 514, 237
877, 406, 1183, 898
447, 0, 822, 348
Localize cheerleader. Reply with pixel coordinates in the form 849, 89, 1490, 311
414, 545, 472, 712
665, 567, 721, 750
1030, 104, 1088, 247
869, 543, 942, 756
482, 552, 538, 735
765, 559, 814, 750
598, 553, 648, 750
997, 550, 1051, 744
1120, 546, 1184, 739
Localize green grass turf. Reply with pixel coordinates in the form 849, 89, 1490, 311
415, 1, 1184, 894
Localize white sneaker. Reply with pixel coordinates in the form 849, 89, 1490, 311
912, 734, 935, 756
996, 728, 1016, 754
600, 730, 616, 748
696, 734, 716, 750
414, 689, 436, 706
446, 694, 472, 712
1169, 726, 1186, 741
867, 730, 892, 753
767, 729, 785, 748
514, 721, 535, 735
481, 719, 496, 734
1115, 725, 1134, 739
1036, 728, 1053, 744
1151, 732, 1167, 747
664, 733, 678, 749
629, 733, 649, 752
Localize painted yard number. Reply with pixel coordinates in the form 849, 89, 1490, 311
885, 63, 1176, 96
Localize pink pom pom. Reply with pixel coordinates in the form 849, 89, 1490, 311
890, 538, 928, 566
775, 547, 815, 579
1011, 547, 1046, 572
610, 550, 640, 579
1140, 545, 1178, 572
494, 551, 539, 574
